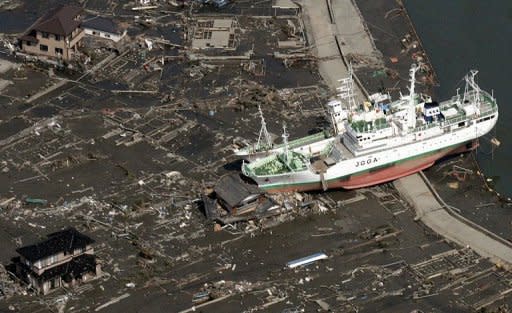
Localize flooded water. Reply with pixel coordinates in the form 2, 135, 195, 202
405, 0, 512, 196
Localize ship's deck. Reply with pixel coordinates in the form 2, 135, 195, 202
245, 151, 309, 176
311, 137, 354, 173
241, 130, 329, 155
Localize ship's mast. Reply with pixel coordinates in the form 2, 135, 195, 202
330, 109, 338, 135
337, 63, 357, 111
408, 63, 419, 107
464, 70, 481, 110
402, 63, 419, 131
256, 105, 272, 150
282, 124, 290, 165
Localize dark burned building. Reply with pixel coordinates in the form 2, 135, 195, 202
15, 227, 101, 295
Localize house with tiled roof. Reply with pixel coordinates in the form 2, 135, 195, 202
18, 5, 85, 61
15, 227, 101, 295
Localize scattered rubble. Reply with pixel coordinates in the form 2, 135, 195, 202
0, 0, 508, 312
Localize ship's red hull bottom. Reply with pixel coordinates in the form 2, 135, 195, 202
264, 140, 478, 193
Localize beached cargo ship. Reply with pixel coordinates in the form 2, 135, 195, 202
242, 65, 498, 192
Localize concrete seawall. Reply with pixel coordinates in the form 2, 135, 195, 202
395, 172, 512, 268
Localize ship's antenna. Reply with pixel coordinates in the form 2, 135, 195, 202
329, 107, 339, 135
347, 63, 356, 110
408, 63, 418, 107
282, 123, 290, 165
257, 105, 272, 150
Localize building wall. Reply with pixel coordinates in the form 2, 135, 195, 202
84, 28, 126, 42
68, 28, 85, 50
22, 259, 99, 295
32, 251, 65, 274
21, 29, 84, 61
28, 244, 94, 275
35, 267, 98, 295
27, 273, 63, 295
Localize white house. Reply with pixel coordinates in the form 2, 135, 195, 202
82, 16, 126, 42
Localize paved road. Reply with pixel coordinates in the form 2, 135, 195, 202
301, 0, 374, 102
302, 0, 347, 90
330, 0, 378, 58
395, 173, 512, 268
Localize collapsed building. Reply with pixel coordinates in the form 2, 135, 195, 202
203, 174, 282, 222
213, 174, 266, 215
189, 18, 239, 50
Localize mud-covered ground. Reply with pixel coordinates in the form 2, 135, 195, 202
0, 1, 511, 312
